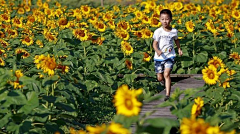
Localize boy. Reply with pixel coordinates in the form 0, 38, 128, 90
152, 9, 183, 101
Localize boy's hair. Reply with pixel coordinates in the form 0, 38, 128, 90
160, 9, 172, 19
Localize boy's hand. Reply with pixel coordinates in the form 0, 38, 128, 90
157, 50, 162, 56
178, 48, 183, 56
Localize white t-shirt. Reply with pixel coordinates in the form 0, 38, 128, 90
153, 26, 178, 61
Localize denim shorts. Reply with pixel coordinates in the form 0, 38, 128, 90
154, 58, 174, 73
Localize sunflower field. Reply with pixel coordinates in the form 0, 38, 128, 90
0, 0, 240, 133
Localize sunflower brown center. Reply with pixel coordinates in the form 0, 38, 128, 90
83, 6, 88, 12
121, 23, 128, 30
59, 19, 68, 25
125, 99, 133, 109
125, 44, 131, 51
98, 23, 104, 29
76, 30, 85, 37
2, 14, 8, 20
189, 22, 193, 29
208, 72, 215, 79
121, 33, 127, 38
144, 53, 149, 58
47, 33, 55, 41
145, 31, 151, 36
14, 19, 20, 24
25, 37, 31, 42
153, 18, 158, 25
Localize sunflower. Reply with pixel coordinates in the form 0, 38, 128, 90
229, 52, 239, 60
185, 20, 195, 32
43, 2, 49, 9
37, 0, 43, 7
57, 65, 69, 73
15, 48, 30, 59
174, 2, 183, 11
55, 2, 61, 7
27, 15, 36, 25
0, 31, 5, 38
113, 84, 142, 116
217, 67, 227, 76
0, 49, 5, 55
134, 10, 143, 20
55, 8, 63, 18
24, 5, 31, 12
206, 19, 218, 35
134, 30, 143, 38
121, 41, 133, 55
141, 1, 151, 13
1, 13, 10, 23
10, 81, 24, 89
216, 0, 224, 5
17, 7, 25, 15
106, 122, 130, 134
22, 35, 34, 46
230, 0, 239, 9
86, 124, 106, 134
95, 21, 106, 32
102, 11, 113, 22
36, 40, 44, 48
0, 39, 9, 48
226, 31, 234, 38
180, 118, 209, 134
207, 126, 224, 134
88, 16, 98, 25
43, 29, 58, 42
117, 21, 130, 31
143, 52, 151, 62
44, 8, 54, 18
208, 56, 225, 69
224, 21, 234, 33
219, 78, 232, 89
81, 5, 91, 16
34, 54, 57, 76
77, 22, 89, 28
150, 17, 160, 27
142, 15, 151, 24
15, 70, 23, 79
72, 28, 88, 41
227, 69, 236, 76
142, 28, 153, 38
7, 29, 18, 38
125, 59, 133, 70
0, 57, 5, 66
115, 29, 130, 40
202, 65, 219, 85
191, 97, 204, 118
58, 17, 68, 29
12, 17, 23, 28
113, 5, 120, 12
108, 20, 115, 29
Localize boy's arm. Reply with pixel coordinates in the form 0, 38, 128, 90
174, 39, 183, 56
153, 40, 162, 56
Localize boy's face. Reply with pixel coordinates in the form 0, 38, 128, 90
159, 13, 172, 28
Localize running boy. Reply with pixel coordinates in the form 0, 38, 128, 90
152, 9, 183, 101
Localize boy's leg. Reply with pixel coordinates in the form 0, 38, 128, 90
157, 73, 164, 83
164, 68, 171, 96
163, 59, 174, 101
155, 61, 164, 85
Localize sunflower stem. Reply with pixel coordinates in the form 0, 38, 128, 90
213, 35, 217, 53
192, 34, 195, 61
83, 46, 87, 75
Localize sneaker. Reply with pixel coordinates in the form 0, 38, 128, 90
164, 96, 170, 101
